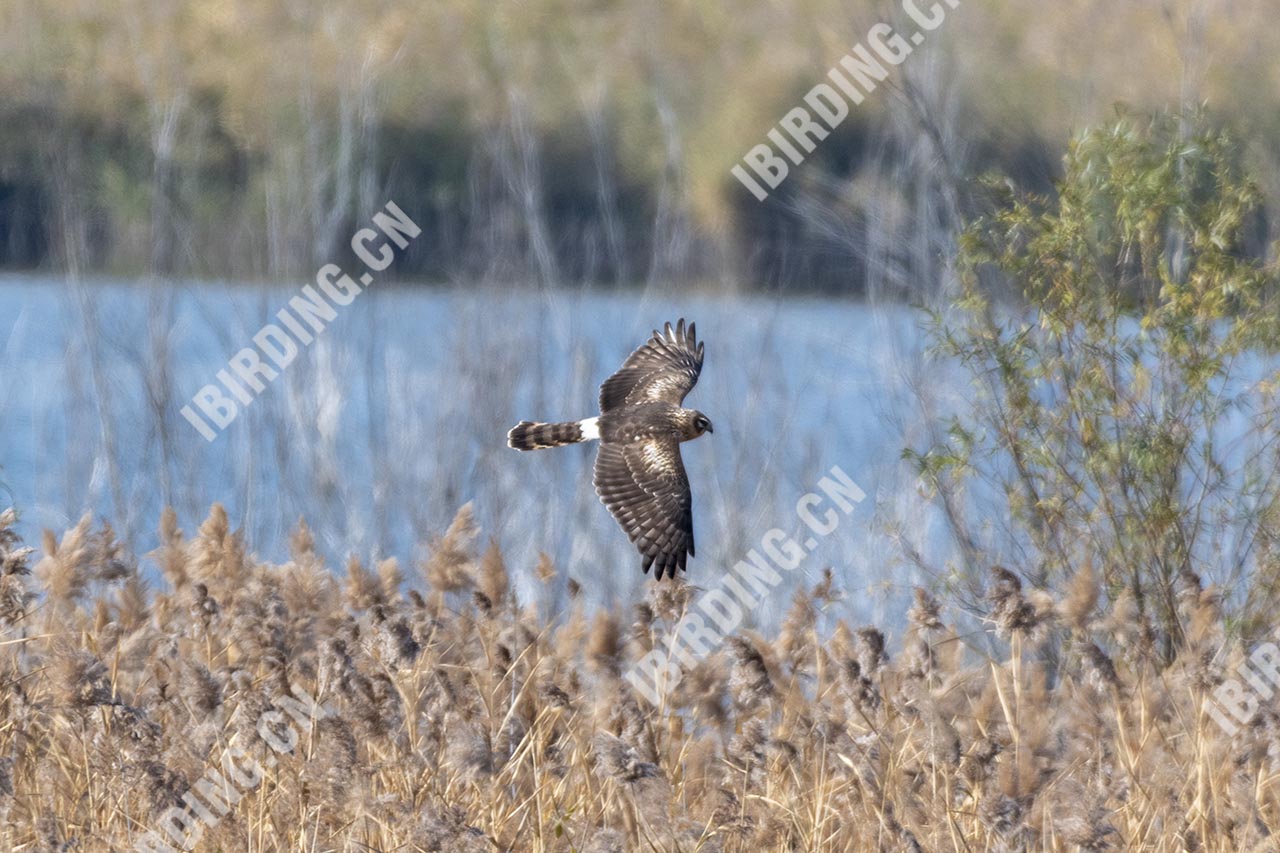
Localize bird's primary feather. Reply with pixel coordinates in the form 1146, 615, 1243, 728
592, 438, 695, 580
598, 319, 704, 412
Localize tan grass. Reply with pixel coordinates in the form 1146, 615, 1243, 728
0, 504, 1273, 852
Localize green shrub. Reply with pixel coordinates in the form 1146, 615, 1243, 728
907, 110, 1280, 663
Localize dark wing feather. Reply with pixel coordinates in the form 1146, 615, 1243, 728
599, 318, 704, 412
593, 438, 695, 579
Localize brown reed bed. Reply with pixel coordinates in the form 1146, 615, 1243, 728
0, 504, 1272, 851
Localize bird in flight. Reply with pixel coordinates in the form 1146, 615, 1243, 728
507, 319, 711, 579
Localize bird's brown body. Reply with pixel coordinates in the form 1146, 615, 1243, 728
598, 404, 707, 444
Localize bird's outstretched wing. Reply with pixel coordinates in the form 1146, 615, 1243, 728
593, 438, 694, 579
599, 319, 704, 412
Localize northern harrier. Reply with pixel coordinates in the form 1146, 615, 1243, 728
507, 319, 711, 579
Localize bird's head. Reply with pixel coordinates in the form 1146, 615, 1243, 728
692, 411, 714, 437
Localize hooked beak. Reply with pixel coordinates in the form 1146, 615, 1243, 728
706, 422, 714, 434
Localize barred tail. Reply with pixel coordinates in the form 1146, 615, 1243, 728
507, 419, 595, 451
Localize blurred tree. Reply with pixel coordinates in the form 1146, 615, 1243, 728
906, 111, 1280, 663
2, 0, 1279, 289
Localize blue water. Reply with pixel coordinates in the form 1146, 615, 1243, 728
0, 274, 937, 625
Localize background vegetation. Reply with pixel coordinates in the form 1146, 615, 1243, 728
3, 0, 1280, 293
904, 114, 1280, 663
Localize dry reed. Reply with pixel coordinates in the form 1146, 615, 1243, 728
0, 504, 1273, 851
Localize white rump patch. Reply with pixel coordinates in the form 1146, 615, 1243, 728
579, 417, 601, 440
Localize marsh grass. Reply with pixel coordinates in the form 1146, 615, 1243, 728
0, 503, 1274, 851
